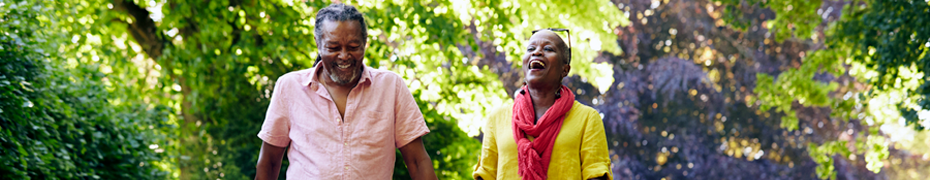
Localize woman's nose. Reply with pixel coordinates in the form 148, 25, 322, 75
531, 48, 543, 56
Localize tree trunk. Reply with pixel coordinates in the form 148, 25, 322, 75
112, 0, 199, 179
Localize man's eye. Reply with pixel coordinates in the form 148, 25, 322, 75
544, 47, 554, 52
526, 47, 536, 52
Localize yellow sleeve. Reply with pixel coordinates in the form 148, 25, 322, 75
580, 109, 613, 180
473, 107, 502, 180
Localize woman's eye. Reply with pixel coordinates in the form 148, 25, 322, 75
526, 47, 536, 52
544, 47, 554, 51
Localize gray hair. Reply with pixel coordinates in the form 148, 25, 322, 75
313, 3, 368, 45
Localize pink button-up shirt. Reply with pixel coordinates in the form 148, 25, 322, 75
258, 66, 429, 179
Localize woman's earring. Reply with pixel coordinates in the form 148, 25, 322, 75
555, 88, 562, 99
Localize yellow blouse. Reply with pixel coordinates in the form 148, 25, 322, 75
473, 101, 613, 180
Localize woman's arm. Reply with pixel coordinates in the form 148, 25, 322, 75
473, 109, 501, 180
255, 142, 286, 180
580, 108, 614, 180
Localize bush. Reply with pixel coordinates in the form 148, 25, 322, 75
1, 2, 171, 179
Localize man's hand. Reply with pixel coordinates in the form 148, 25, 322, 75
399, 137, 438, 180
255, 142, 286, 180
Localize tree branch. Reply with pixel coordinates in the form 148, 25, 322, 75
113, 0, 165, 59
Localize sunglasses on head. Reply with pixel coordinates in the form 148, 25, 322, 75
531, 28, 572, 61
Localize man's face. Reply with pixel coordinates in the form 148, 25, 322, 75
318, 20, 366, 85
521, 31, 569, 87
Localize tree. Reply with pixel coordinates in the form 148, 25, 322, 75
569, 0, 919, 179
36, 0, 628, 179
719, 0, 930, 179
22, 0, 928, 179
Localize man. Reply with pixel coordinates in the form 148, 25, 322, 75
254, 4, 437, 180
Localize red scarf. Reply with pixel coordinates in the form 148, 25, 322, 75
512, 85, 574, 180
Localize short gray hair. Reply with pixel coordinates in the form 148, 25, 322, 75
313, 3, 368, 44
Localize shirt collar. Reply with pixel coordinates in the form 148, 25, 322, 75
303, 64, 373, 87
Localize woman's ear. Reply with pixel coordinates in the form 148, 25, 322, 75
562, 64, 571, 78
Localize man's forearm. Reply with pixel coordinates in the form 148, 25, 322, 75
399, 138, 437, 180
409, 158, 437, 180
255, 142, 286, 180
255, 161, 282, 180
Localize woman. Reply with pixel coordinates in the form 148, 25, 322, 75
473, 29, 612, 180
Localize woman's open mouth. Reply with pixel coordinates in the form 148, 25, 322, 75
529, 60, 546, 70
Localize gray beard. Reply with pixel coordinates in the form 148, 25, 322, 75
328, 66, 361, 85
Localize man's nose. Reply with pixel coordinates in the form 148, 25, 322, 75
337, 50, 350, 60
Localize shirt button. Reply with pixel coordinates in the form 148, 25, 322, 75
345, 166, 349, 170
344, 142, 348, 145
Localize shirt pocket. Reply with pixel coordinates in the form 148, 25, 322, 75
354, 110, 395, 148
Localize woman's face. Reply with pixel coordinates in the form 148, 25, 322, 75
522, 31, 570, 88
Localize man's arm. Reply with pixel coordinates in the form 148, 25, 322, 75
255, 141, 286, 180
399, 137, 438, 180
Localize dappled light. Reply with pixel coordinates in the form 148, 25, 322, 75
3, 0, 930, 179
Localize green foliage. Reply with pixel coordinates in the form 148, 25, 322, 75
729, 0, 930, 179
807, 141, 848, 180
752, 46, 848, 131
840, 0, 930, 130
7, 0, 627, 179
393, 91, 482, 180
156, 0, 318, 178
1, 1, 171, 178
753, 73, 839, 131
809, 129, 890, 179
720, 0, 822, 41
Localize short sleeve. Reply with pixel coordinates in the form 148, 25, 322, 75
473, 109, 501, 180
257, 75, 293, 147
392, 76, 430, 148
580, 109, 613, 180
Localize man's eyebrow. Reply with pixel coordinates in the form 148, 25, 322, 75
325, 39, 363, 43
